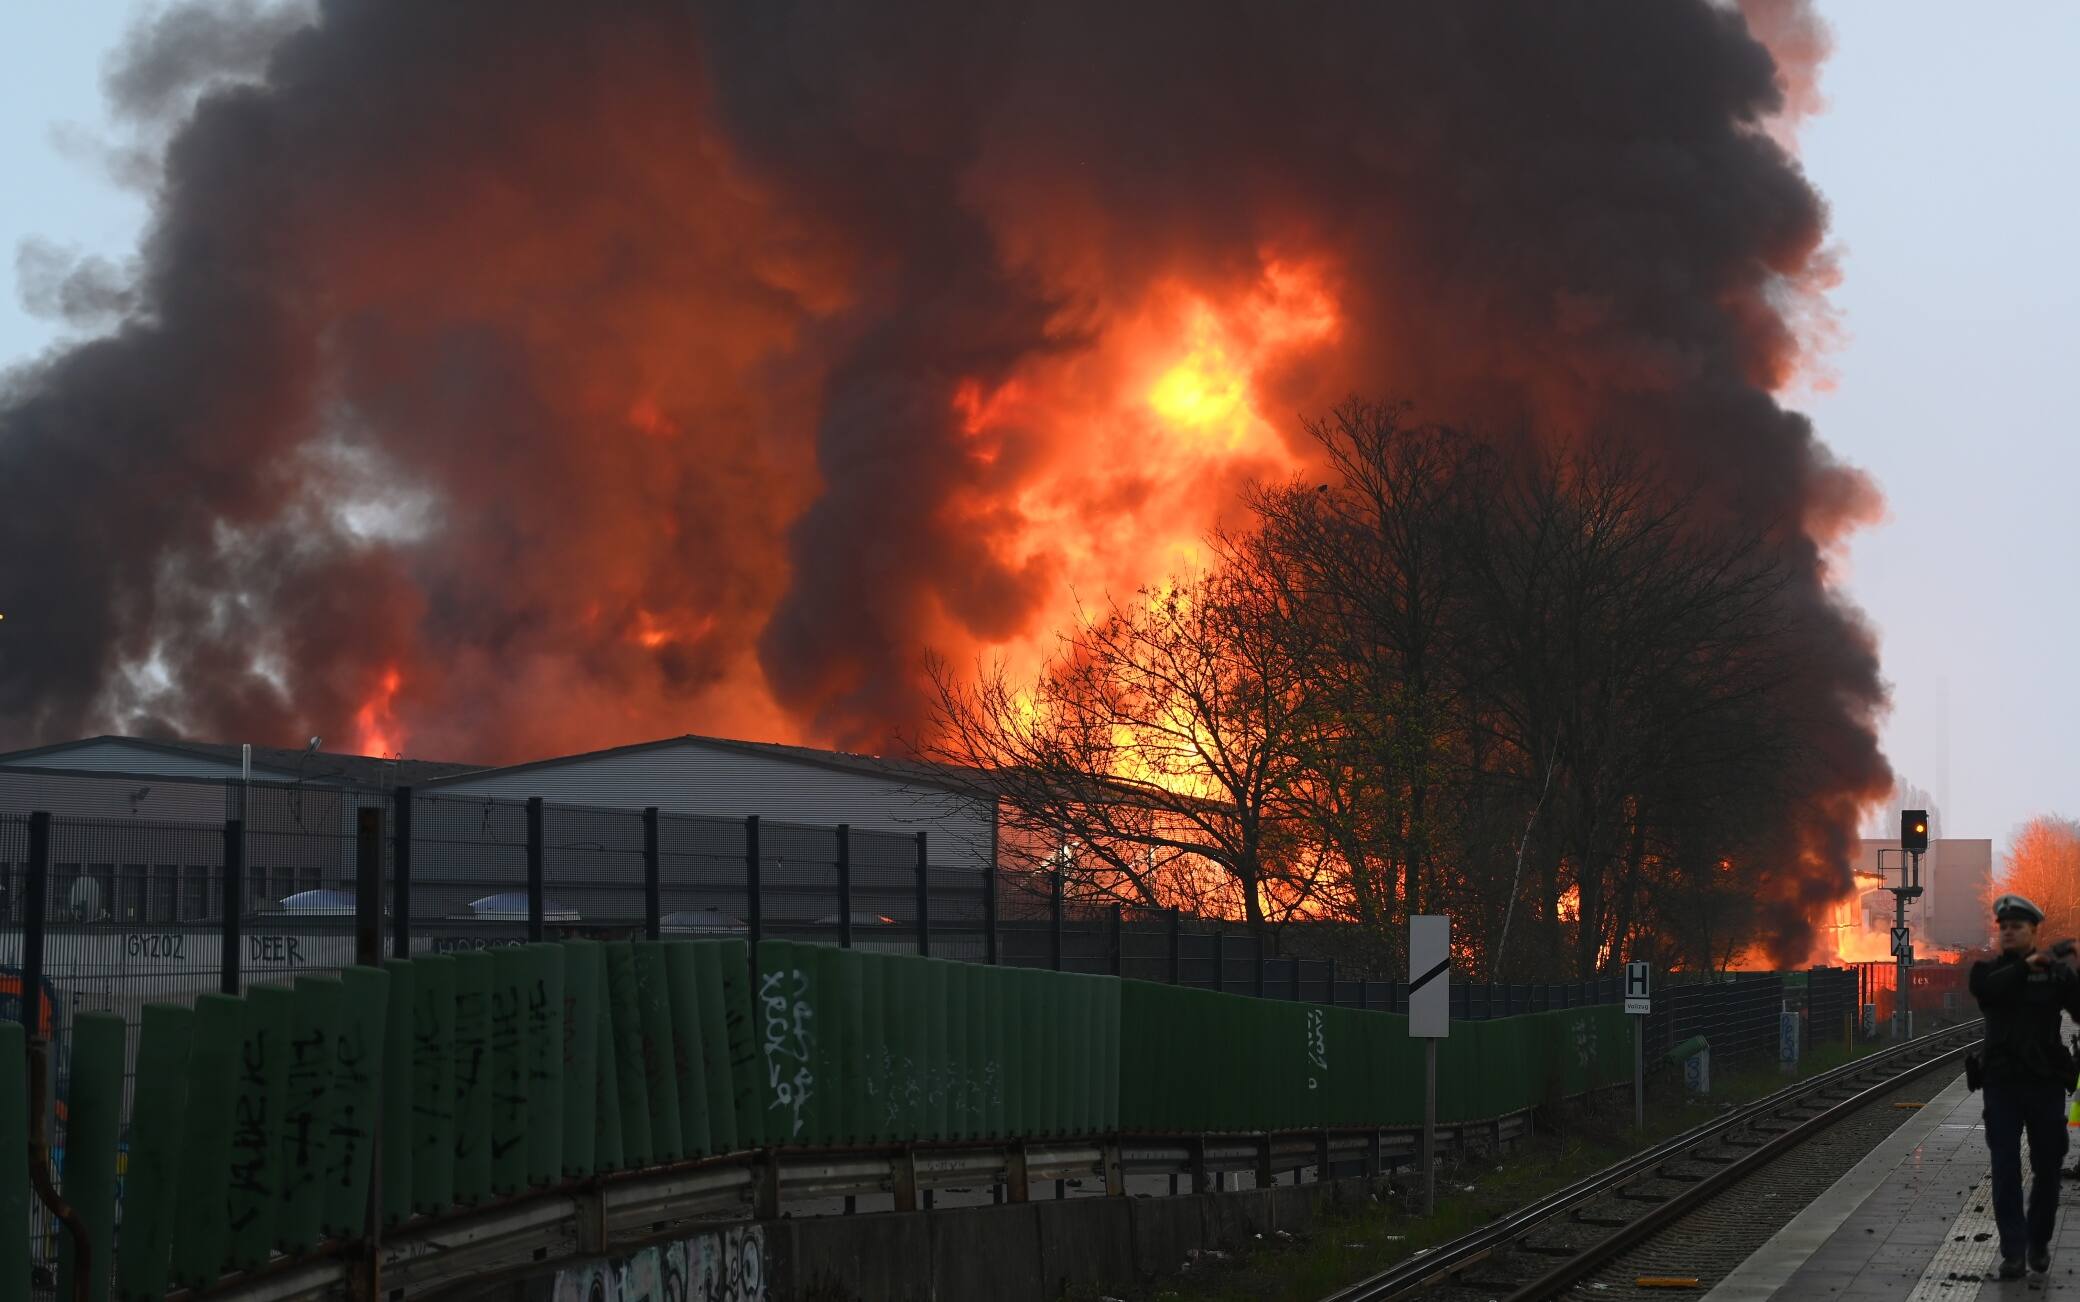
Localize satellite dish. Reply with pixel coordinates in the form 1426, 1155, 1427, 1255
67, 877, 103, 922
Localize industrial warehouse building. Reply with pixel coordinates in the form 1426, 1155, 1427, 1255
0, 731, 1000, 1059
421, 734, 994, 869
0, 731, 995, 948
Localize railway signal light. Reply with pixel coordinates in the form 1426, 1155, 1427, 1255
1901, 809, 1929, 854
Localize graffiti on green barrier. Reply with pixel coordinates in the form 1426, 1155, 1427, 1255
759, 967, 814, 1138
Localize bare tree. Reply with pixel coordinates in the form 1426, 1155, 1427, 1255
1245, 402, 1486, 959
927, 560, 1313, 934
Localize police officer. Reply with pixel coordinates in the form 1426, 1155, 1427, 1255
1969, 893, 2080, 1278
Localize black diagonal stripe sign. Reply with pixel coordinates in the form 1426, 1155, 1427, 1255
1408, 956, 1450, 995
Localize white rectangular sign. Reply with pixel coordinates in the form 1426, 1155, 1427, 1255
1624, 960, 1651, 1015
1890, 926, 1911, 958
1409, 914, 1450, 1038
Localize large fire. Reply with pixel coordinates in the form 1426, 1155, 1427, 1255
0, 2, 1889, 962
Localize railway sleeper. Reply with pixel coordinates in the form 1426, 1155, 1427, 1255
1615, 1188, 1668, 1203
1654, 1166, 1706, 1182
1572, 1213, 1632, 1227
1516, 1243, 1581, 1257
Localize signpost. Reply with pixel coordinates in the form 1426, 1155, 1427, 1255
1624, 961, 1650, 1131
1409, 915, 1450, 1215
1890, 927, 1911, 958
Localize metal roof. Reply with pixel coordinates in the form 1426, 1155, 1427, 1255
0, 734, 484, 789
423, 732, 984, 794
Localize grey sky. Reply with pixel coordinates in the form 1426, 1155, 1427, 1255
2, 2, 2073, 853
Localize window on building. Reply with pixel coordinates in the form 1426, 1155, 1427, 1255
182, 864, 212, 922
88, 864, 115, 924
151, 865, 179, 923
51, 864, 79, 923
119, 864, 148, 924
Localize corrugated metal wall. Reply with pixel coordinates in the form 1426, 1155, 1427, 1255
428, 741, 995, 871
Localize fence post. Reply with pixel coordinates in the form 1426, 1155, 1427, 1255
223, 817, 244, 996
391, 786, 413, 960
983, 843, 999, 966
1289, 957, 1303, 1000
745, 816, 762, 965
1325, 957, 1337, 1006
914, 831, 931, 957
1255, 938, 1266, 998
525, 797, 545, 944
1213, 930, 1225, 993
1167, 908, 1182, 985
1110, 905, 1124, 977
355, 807, 383, 968
20, 811, 49, 1032
1049, 871, 1064, 971
642, 807, 661, 941
836, 824, 853, 949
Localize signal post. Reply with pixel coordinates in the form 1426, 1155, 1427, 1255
1884, 809, 1930, 1040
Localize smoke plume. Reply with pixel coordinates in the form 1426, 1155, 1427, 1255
0, 1, 1887, 946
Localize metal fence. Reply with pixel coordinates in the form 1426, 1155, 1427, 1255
1, 771, 1888, 1107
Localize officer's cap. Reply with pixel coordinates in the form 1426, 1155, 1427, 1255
1994, 893, 2045, 924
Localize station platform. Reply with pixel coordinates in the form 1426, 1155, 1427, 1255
1707, 1070, 2080, 1299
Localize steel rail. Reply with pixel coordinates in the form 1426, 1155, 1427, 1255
1319, 1019, 1981, 1302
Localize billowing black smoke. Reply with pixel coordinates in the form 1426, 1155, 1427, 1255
0, 1, 1884, 941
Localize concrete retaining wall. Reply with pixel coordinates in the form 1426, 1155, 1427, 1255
488, 1175, 1384, 1302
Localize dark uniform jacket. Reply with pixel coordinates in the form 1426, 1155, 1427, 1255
1970, 950, 2080, 1088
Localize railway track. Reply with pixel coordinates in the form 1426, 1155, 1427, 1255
1319, 1019, 1981, 1302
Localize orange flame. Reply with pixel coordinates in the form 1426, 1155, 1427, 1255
354, 667, 405, 757
946, 255, 1342, 694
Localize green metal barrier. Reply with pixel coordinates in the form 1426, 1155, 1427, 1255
634, 941, 685, 1162
280, 976, 343, 1249
451, 953, 493, 1205
489, 948, 530, 1196
382, 960, 416, 1225
411, 956, 457, 1211
21, 936, 1667, 1302
57, 1012, 123, 1302
528, 943, 566, 1186
227, 985, 293, 1268
663, 941, 711, 1157
321, 966, 390, 1236
561, 941, 600, 1179
690, 941, 739, 1154
115, 1005, 190, 1301
716, 941, 765, 1149
170, 994, 241, 1286
595, 949, 626, 1172
604, 941, 654, 1166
